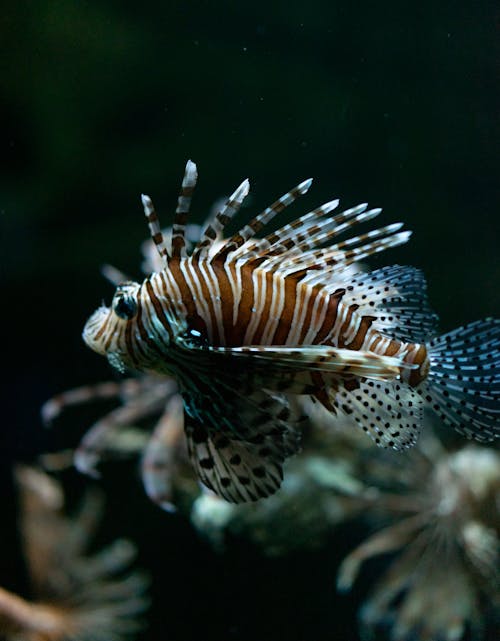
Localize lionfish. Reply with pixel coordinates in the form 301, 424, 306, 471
83, 161, 499, 503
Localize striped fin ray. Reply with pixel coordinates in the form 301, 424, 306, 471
232, 198, 340, 258
171, 159, 198, 258
142, 194, 169, 266
215, 178, 313, 258
193, 178, 250, 258
262, 204, 381, 259
276, 223, 410, 273
256, 207, 384, 273
198, 344, 412, 382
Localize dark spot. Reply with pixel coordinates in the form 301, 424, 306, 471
229, 454, 242, 465
253, 466, 266, 478
221, 477, 231, 487
199, 457, 214, 469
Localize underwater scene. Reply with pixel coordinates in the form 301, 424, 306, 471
2, 2, 499, 640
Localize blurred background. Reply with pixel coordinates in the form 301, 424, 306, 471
1, 1, 498, 640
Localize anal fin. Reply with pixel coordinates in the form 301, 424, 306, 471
333, 378, 424, 450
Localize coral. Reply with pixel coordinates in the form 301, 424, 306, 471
0, 466, 149, 641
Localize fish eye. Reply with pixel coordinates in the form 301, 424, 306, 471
113, 294, 137, 320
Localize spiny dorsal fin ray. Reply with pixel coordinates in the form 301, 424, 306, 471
262, 204, 378, 258
193, 178, 250, 258
231, 198, 340, 259
254, 207, 384, 268
214, 178, 313, 259
271, 226, 411, 274
278, 206, 381, 256
142, 194, 169, 266
171, 159, 198, 259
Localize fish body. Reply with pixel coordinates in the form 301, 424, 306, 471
83, 161, 499, 502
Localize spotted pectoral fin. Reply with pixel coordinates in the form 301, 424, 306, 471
333, 378, 424, 450
185, 417, 294, 502
180, 377, 303, 502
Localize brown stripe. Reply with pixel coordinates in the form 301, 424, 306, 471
382, 339, 402, 357
272, 272, 305, 344
314, 288, 346, 344
211, 259, 236, 345
407, 344, 429, 387
229, 260, 256, 343
337, 304, 359, 348
344, 315, 376, 350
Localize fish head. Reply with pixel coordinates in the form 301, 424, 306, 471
83, 281, 143, 373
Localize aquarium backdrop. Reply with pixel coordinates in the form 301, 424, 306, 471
1, 1, 498, 640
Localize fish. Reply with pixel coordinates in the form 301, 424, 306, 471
83, 160, 500, 503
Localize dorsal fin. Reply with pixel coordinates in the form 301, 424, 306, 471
193, 178, 250, 259
171, 160, 198, 258
214, 178, 313, 259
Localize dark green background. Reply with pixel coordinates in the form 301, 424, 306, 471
1, 2, 498, 640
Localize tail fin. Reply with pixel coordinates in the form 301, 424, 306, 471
423, 319, 500, 442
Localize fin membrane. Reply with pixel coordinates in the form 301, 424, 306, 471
423, 319, 500, 442
334, 378, 424, 450
339, 265, 439, 342
180, 369, 303, 502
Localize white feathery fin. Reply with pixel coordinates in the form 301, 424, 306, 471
142, 193, 169, 266
171, 159, 198, 258
422, 318, 500, 442
193, 178, 250, 258
214, 177, 313, 258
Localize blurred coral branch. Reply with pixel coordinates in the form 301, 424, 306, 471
0, 466, 149, 641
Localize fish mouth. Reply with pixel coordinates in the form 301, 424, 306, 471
82, 306, 111, 355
